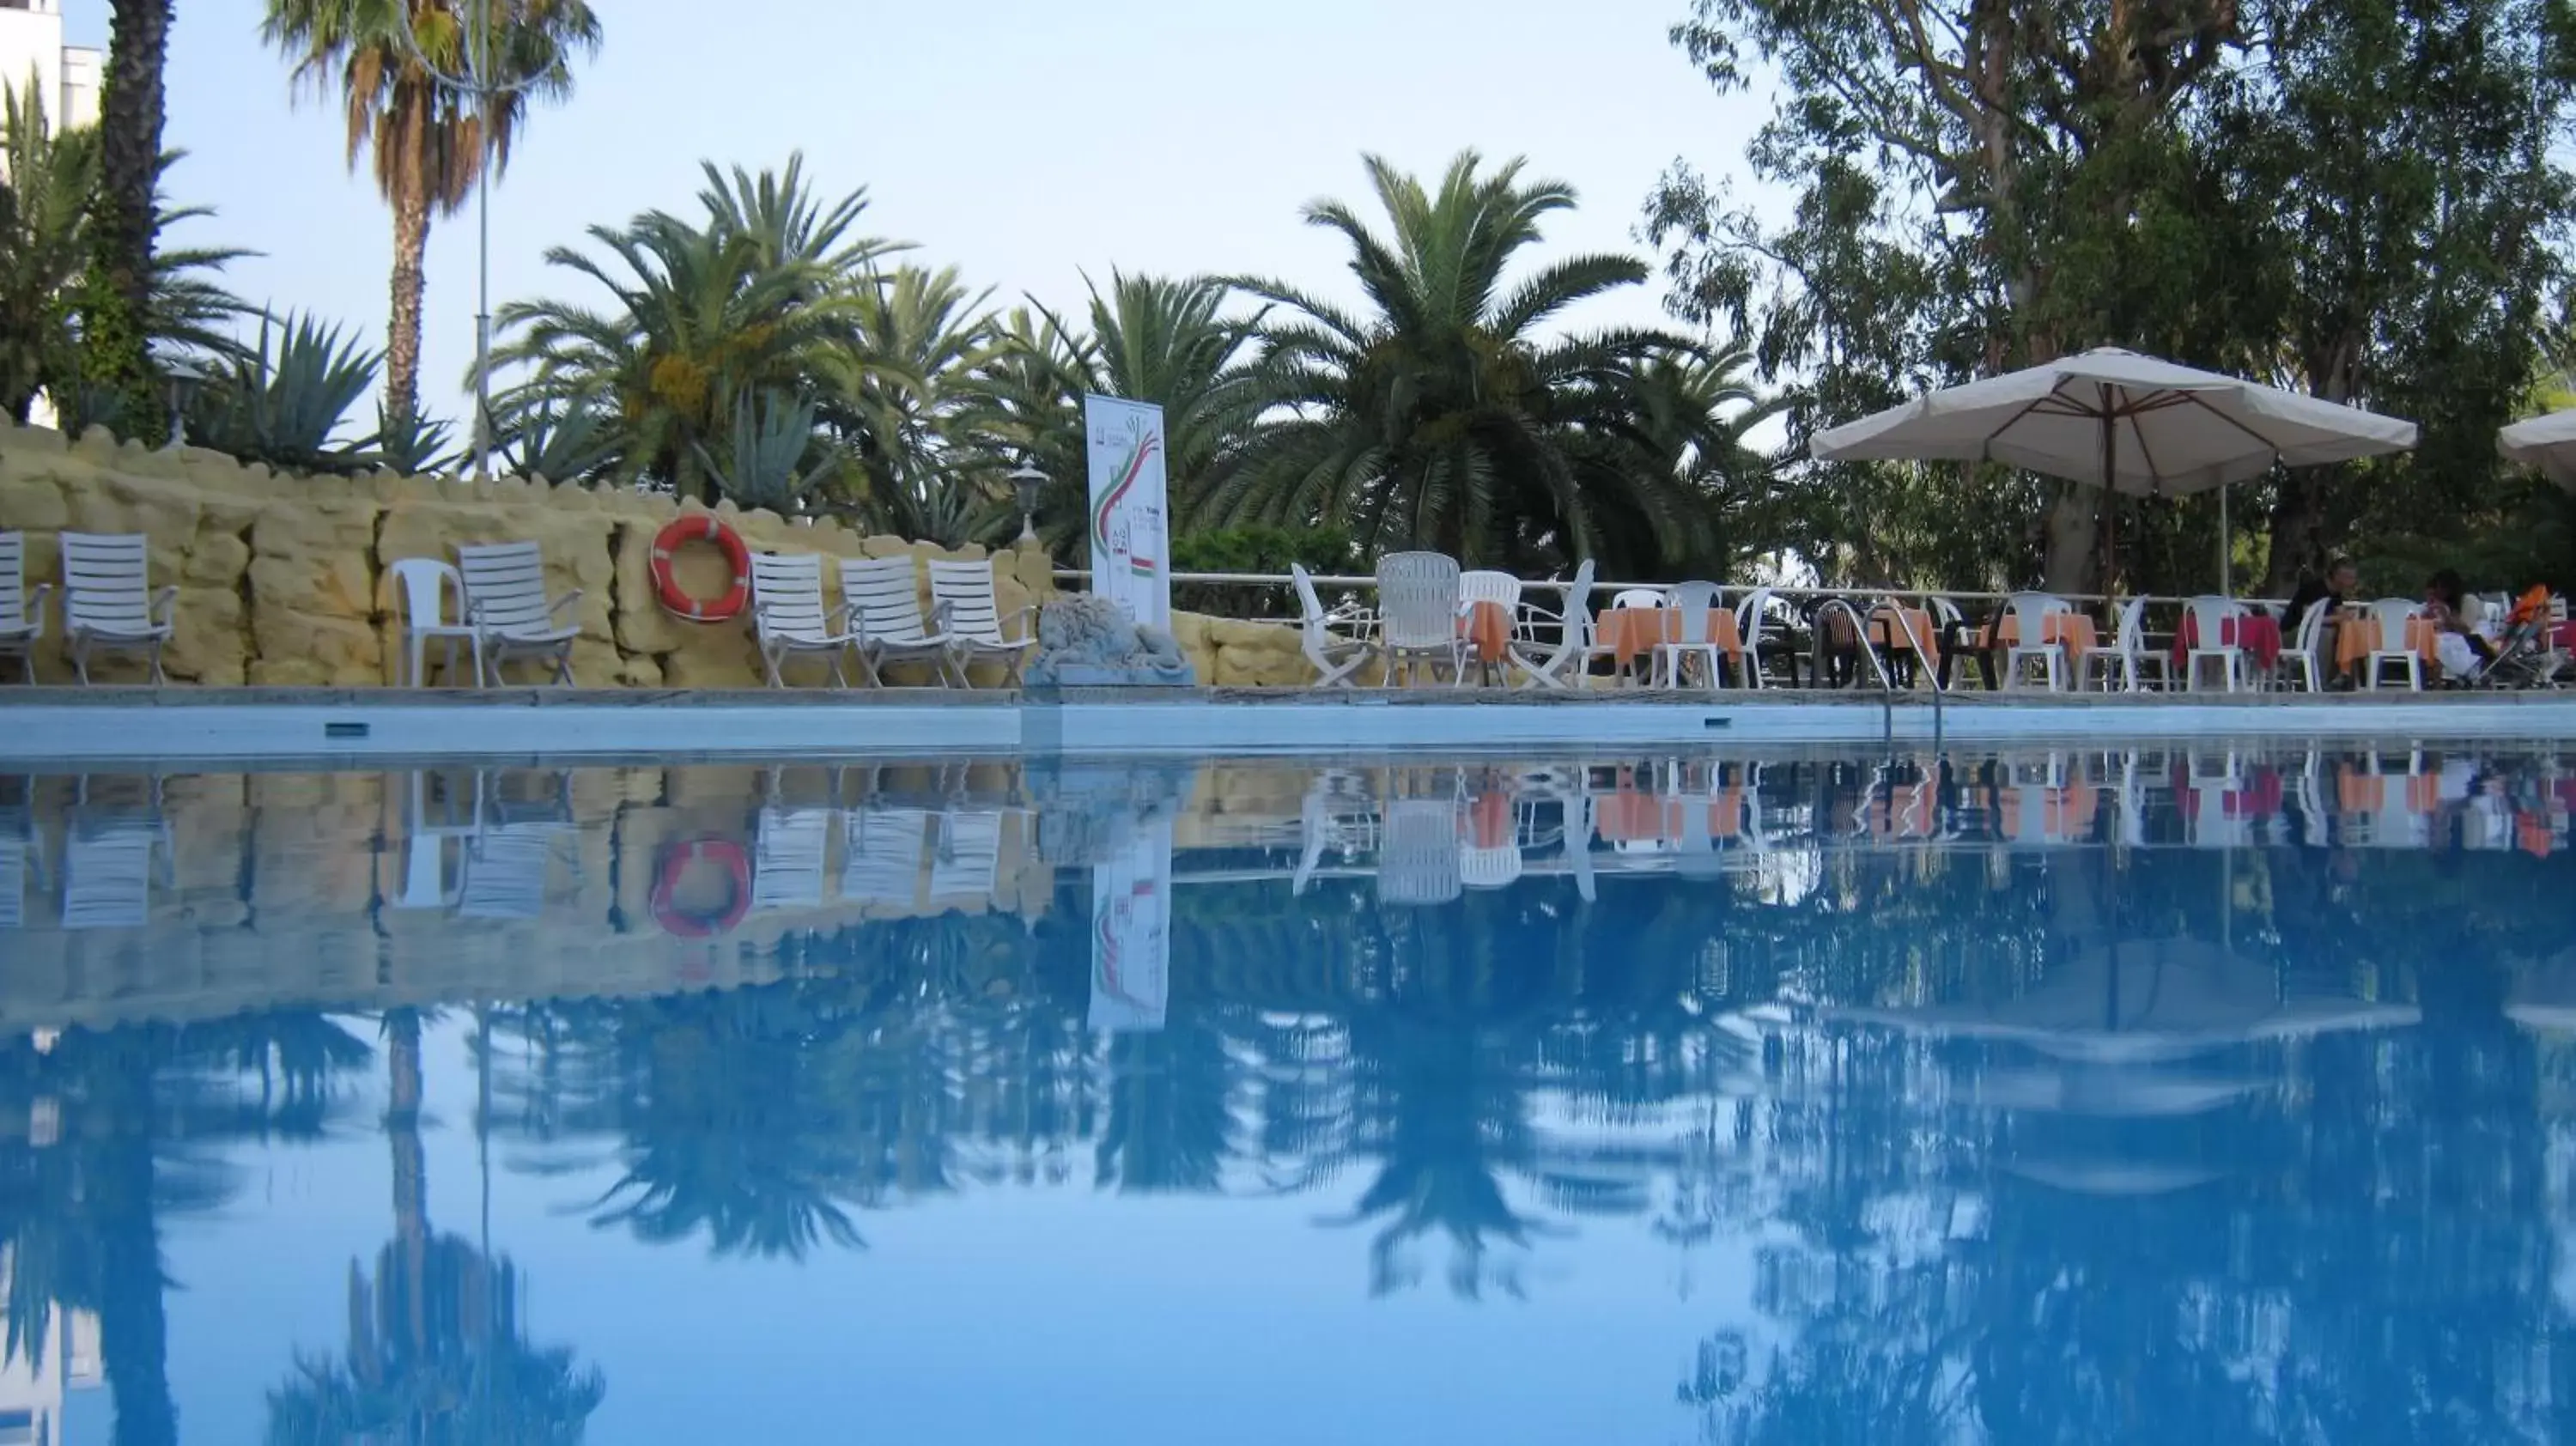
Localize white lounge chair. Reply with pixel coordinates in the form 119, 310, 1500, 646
1376, 551, 1464, 686
752, 802, 835, 912
457, 542, 581, 686
61, 784, 167, 930
843, 807, 929, 907
1376, 797, 1462, 906
455, 823, 565, 920
2001, 592, 2071, 691
751, 551, 863, 688
845, 556, 957, 686
387, 556, 480, 687
1291, 563, 1375, 688
927, 559, 1035, 688
0, 532, 53, 684
930, 809, 1005, 904
1656, 580, 1728, 690
0, 805, 38, 931
1510, 559, 1598, 690
2361, 598, 2426, 690
59, 532, 175, 684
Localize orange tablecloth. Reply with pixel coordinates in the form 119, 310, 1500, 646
2333, 614, 2439, 672
1596, 606, 1745, 671
1459, 600, 1513, 665
1996, 784, 2099, 843
1869, 606, 1941, 669
1464, 789, 1514, 848
2338, 769, 2440, 815
1595, 788, 1744, 845
1986, 613, 2098, 666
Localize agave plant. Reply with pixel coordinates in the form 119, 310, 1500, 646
691, 389, 838, 512
363, 402, 460, 476
184, 312, 383, 475
493, 390, 621, 483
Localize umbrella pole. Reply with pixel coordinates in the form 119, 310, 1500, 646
2220, 485, 2232, 595
2099, 399, 2118, 601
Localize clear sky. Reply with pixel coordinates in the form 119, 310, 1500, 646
62, 0, 1773, 424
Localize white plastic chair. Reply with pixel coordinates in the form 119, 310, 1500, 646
1735, 586, 1782, 689
1460, 841, 1524, 890
2281, 597, 2330, 693
751, 551, 862, 688
843, 807, 928, 906
2001, 592, 2071, 691
2080, 597, 2156, 692
456, 541, 580, 686
1376, 552, 1464, 686
1291, 562, 1374, 689
0, 532, 53, 684
930, 809, 1004, 903
1657, 581, 1728, 690
392, 769, 477, 909
59, 532, 175, 684
1376, 798, 1462, 906
2362, 599, 2426, 690
61, 781, 168, 930
1610, 587, 1666, 611
455, 823, 564, 920
927, 559, 1035, 687
1509, 559, 1597, 690
845, 556, 956, 686
2184, 596, 2250, 693
0, 805, 34, 931
386, 556, 479, 687
752, 803, 835, 912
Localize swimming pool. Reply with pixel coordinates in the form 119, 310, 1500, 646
3, 744, 2571, 1443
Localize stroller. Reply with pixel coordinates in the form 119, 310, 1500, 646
2473, 586, 2568, 689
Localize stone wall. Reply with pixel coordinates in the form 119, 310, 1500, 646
0, 422, 1066, 688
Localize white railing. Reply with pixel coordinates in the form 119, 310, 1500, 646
1053, 569, 2291, 618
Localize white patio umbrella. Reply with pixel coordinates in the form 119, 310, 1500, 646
1813, 348, 2420, 592
2498, 408, 2576, 489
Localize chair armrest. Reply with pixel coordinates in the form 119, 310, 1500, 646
28, 584, 52, 638
1003, 604, 1038, 647
150, 586, 179, 629
545, 590, 585, 623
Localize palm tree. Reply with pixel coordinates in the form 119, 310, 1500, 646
491, 155, 900, 501
1207, 150, 1712, 573
0, 84, 95, 423
81, 0, 173, 435
261, 0, 604, 424
818, 263, 998, 543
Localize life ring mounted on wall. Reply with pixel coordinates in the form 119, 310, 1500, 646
649, 514, 751, 623
650, 835, 751, 940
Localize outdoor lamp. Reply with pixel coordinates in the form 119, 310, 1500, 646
1010, 465, 1050, 544
161, 357, 208, 452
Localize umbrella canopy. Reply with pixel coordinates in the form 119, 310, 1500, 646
1813, 348, 2419, 494
2498, 408, 2576, 489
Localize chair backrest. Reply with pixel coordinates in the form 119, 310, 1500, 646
456, 542, 558, 634
1376, 551, 1461, 649
2368, 598, 2423, 653
1669, 580, 1721, 640
1558, 559, 1597, 651
2114, 596, 2150, 655
0, 532, 27, 633
1611, 587, 1667, 611
1459, 569, 1521, 614
750, 551, 833, 641
1291, 562, 1329, 629
844, 556, 931, 641
1929, 594, 1965, 627
926, 559, 1007, 644
2005, 592, 2069, 644
1735, 586, 1777, 646
60, 532, 156, 634
2291, 592, 2329, 654
386, 556, 464, 629
2186, 595, 2244, 650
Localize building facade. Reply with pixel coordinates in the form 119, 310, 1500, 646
0, 0, 101, 142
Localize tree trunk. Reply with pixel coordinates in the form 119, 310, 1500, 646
85, 0, 173, 440
2040, 486, 2103, 594
387, 179, 434, 426
97, 1055, 178, 1446
386, 1009, 432, 1352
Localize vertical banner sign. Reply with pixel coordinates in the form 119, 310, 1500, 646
1084, 393, 1172, 629
1088, 814, 1173, 1033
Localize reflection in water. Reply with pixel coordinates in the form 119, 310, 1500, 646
0, 746, 2572, 1443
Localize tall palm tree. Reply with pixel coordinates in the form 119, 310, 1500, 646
818, 263, 997, 543
261, 0, 603, 422
491, 155, 899, 501
1, 85, 96, 423
1208, 150, 1708, 573
81, 0, 175, 436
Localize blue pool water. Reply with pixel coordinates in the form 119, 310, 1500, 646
3, 744, 2573, 1444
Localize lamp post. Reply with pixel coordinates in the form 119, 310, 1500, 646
1010, 464, 1050, 545
394, 0, 548, 481
159, 356, 205, 452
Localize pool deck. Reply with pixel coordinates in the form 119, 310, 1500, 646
3, 684, 2573, 763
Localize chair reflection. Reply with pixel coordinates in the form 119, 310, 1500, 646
397, 769, 577, 920
62, 775, 169, 930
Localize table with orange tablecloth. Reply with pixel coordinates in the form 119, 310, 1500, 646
1457, 600, 1514, 671
2332, 613, 2439, 674
1595, 606, 1744, 678
1595, 787, 1746, 846
1868, 605, 1941, 671
1984, 613, 2098, 670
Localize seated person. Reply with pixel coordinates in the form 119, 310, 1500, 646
2286, 556, 2358, 674
2423, 568, 2500, 680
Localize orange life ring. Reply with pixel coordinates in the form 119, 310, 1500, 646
649, 514, 751, 623
650, 835, 750, 939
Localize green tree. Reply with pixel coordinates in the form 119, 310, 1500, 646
818, 262, 999, 544
1209, 151, 1722, 575
0, 83, 95, 424
260, 0, 602, 425
81, 0, 176, 439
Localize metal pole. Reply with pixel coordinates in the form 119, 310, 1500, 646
2219, 484, 2232, 595
472, 0, 494, 478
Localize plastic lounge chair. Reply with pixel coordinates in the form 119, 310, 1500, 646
752, 803, 835, 911
0, 532, 54, 684
2361, 598, 2426, 690
1376, 552, 1465, 686
2280, 596, 2330, 693
0, 805, 39, 931
387, 556, 479, 687
1510, 559, 1597, 690
927, 559, 1035, 687
1376, 798, 1463, 906
930, 809, 1004, 903
843, 807, 929, 907
2184, 595, 2249, 693
457, 542, 581, 686
1291, 562, 1375, 688
2002, 592, 2071, 691
61, 787, 168, 930
455, 823, 563, 920
751, 551, 864, 688
59, 532, 176, 684
845, 556, 957, 686
1657, 580, 1728, 690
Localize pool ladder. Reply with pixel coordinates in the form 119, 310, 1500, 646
1807, 598, 1944, 744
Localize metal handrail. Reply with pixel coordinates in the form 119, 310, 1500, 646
1054, 568, 2291, 614
1809, 598, 1896, 740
